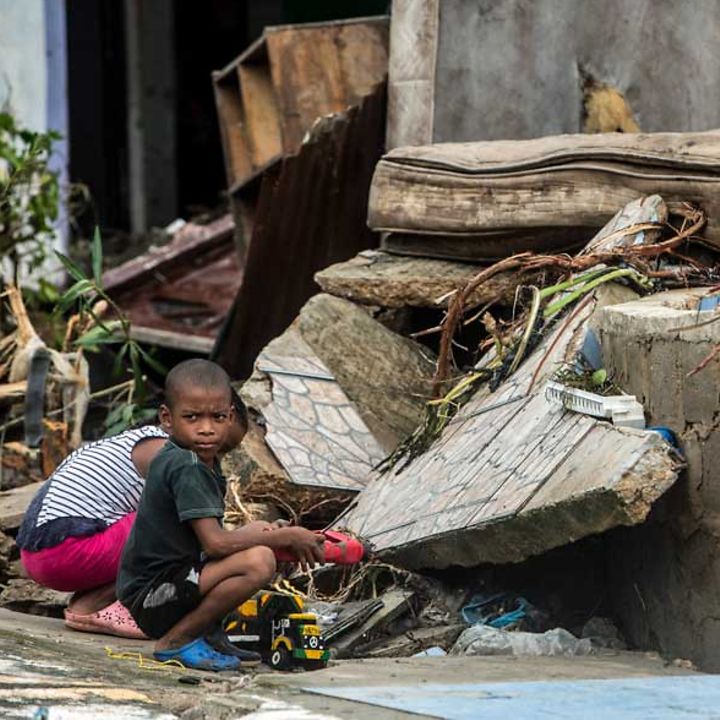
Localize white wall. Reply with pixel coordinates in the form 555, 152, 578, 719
0, 0, 48, 131
0, 0, 68, 278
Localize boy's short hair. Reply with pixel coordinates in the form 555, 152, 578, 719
165, 359, 232, 408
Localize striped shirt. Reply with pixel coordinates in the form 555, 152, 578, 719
17, 426, 168, 552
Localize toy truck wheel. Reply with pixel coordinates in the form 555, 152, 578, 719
269, 646, 291, 670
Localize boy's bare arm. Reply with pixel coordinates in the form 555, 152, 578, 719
191, 518, 324, 566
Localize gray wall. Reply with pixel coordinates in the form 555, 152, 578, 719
388, 0, 720, 147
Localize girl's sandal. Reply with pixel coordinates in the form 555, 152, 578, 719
64, 600, 148, 640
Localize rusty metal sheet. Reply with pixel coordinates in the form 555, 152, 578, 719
104, 215, 243, 351
213, 82, 386, 378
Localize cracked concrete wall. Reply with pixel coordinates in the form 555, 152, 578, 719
389, 0, 720, 147
597, 289, 720, 670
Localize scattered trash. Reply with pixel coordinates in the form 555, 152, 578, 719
413, 646, 447, 658
451, 626, 593, 658
545, 381, 646, 429
460, 593, 549, 632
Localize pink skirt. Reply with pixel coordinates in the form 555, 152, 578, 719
20, 512, 136, 592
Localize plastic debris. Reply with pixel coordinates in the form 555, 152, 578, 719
450, 626, 593, 657
412, 646, 447, 657
545, 381, 646, 429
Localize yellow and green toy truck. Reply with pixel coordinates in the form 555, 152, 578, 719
225, 590, 330, 670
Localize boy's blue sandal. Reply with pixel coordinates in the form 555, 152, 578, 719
206, 626, 262, 665
154, 638, 241, 672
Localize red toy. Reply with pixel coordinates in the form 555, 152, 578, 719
274, 530, 368, 565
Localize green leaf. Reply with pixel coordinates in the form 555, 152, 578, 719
54, 250, 87, 283
136, 345, 167, 375
592, 368, 608, 386
74, 321, 123, 347
91, 226, 103, 285
112, 343, 130, 378
128, 343, 146, 402
57, 278, 95, 312
105, 404, 127, 426
38, 278, 60, 305
134, 407, 158, 423
122, 404, 134, 423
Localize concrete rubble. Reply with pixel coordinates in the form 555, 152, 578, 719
222, 293, 436, 523
341, 285, 682, 569
596, 289, 720, 671
315, 249, 532, 309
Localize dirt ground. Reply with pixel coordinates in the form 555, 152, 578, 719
0, 608, 698, 719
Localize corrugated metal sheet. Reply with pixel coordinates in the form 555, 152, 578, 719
213, 82, 386, 378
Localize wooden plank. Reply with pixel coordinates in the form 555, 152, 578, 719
266, 19, 388, 152
237, 63, 283, 170
0, 481, 44, 532
213, 77, 252, 187
102, 214, 234, 294
128, 326, 214, 354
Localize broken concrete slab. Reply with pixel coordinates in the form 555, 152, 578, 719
298, 294, 436, 445
596, 288, 720, 671
258, 343, 386, 492
233, 293, 436, 497
221, 421, 355, 527
342, 287, 681, 570
315, 249, 529, 308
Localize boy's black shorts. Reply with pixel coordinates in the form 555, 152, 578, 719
127, 562, 205, 639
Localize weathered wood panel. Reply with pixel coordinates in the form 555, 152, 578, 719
237, 64, 283, 169
266, 19, 389, 152
213, 85, 387, 380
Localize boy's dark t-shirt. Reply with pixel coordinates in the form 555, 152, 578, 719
117, 441, 226, 608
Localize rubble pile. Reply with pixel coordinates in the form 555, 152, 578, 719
2, 12, 720, 672
222, 132, 720, 660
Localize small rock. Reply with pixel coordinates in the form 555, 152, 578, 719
581, 616, 627, 650
0, 579, 70, 618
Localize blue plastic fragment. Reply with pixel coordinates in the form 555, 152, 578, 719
460, 592, 531, 628
648, 426, 683, 456
579, 328, 603, 371
698, 293, 720, 312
